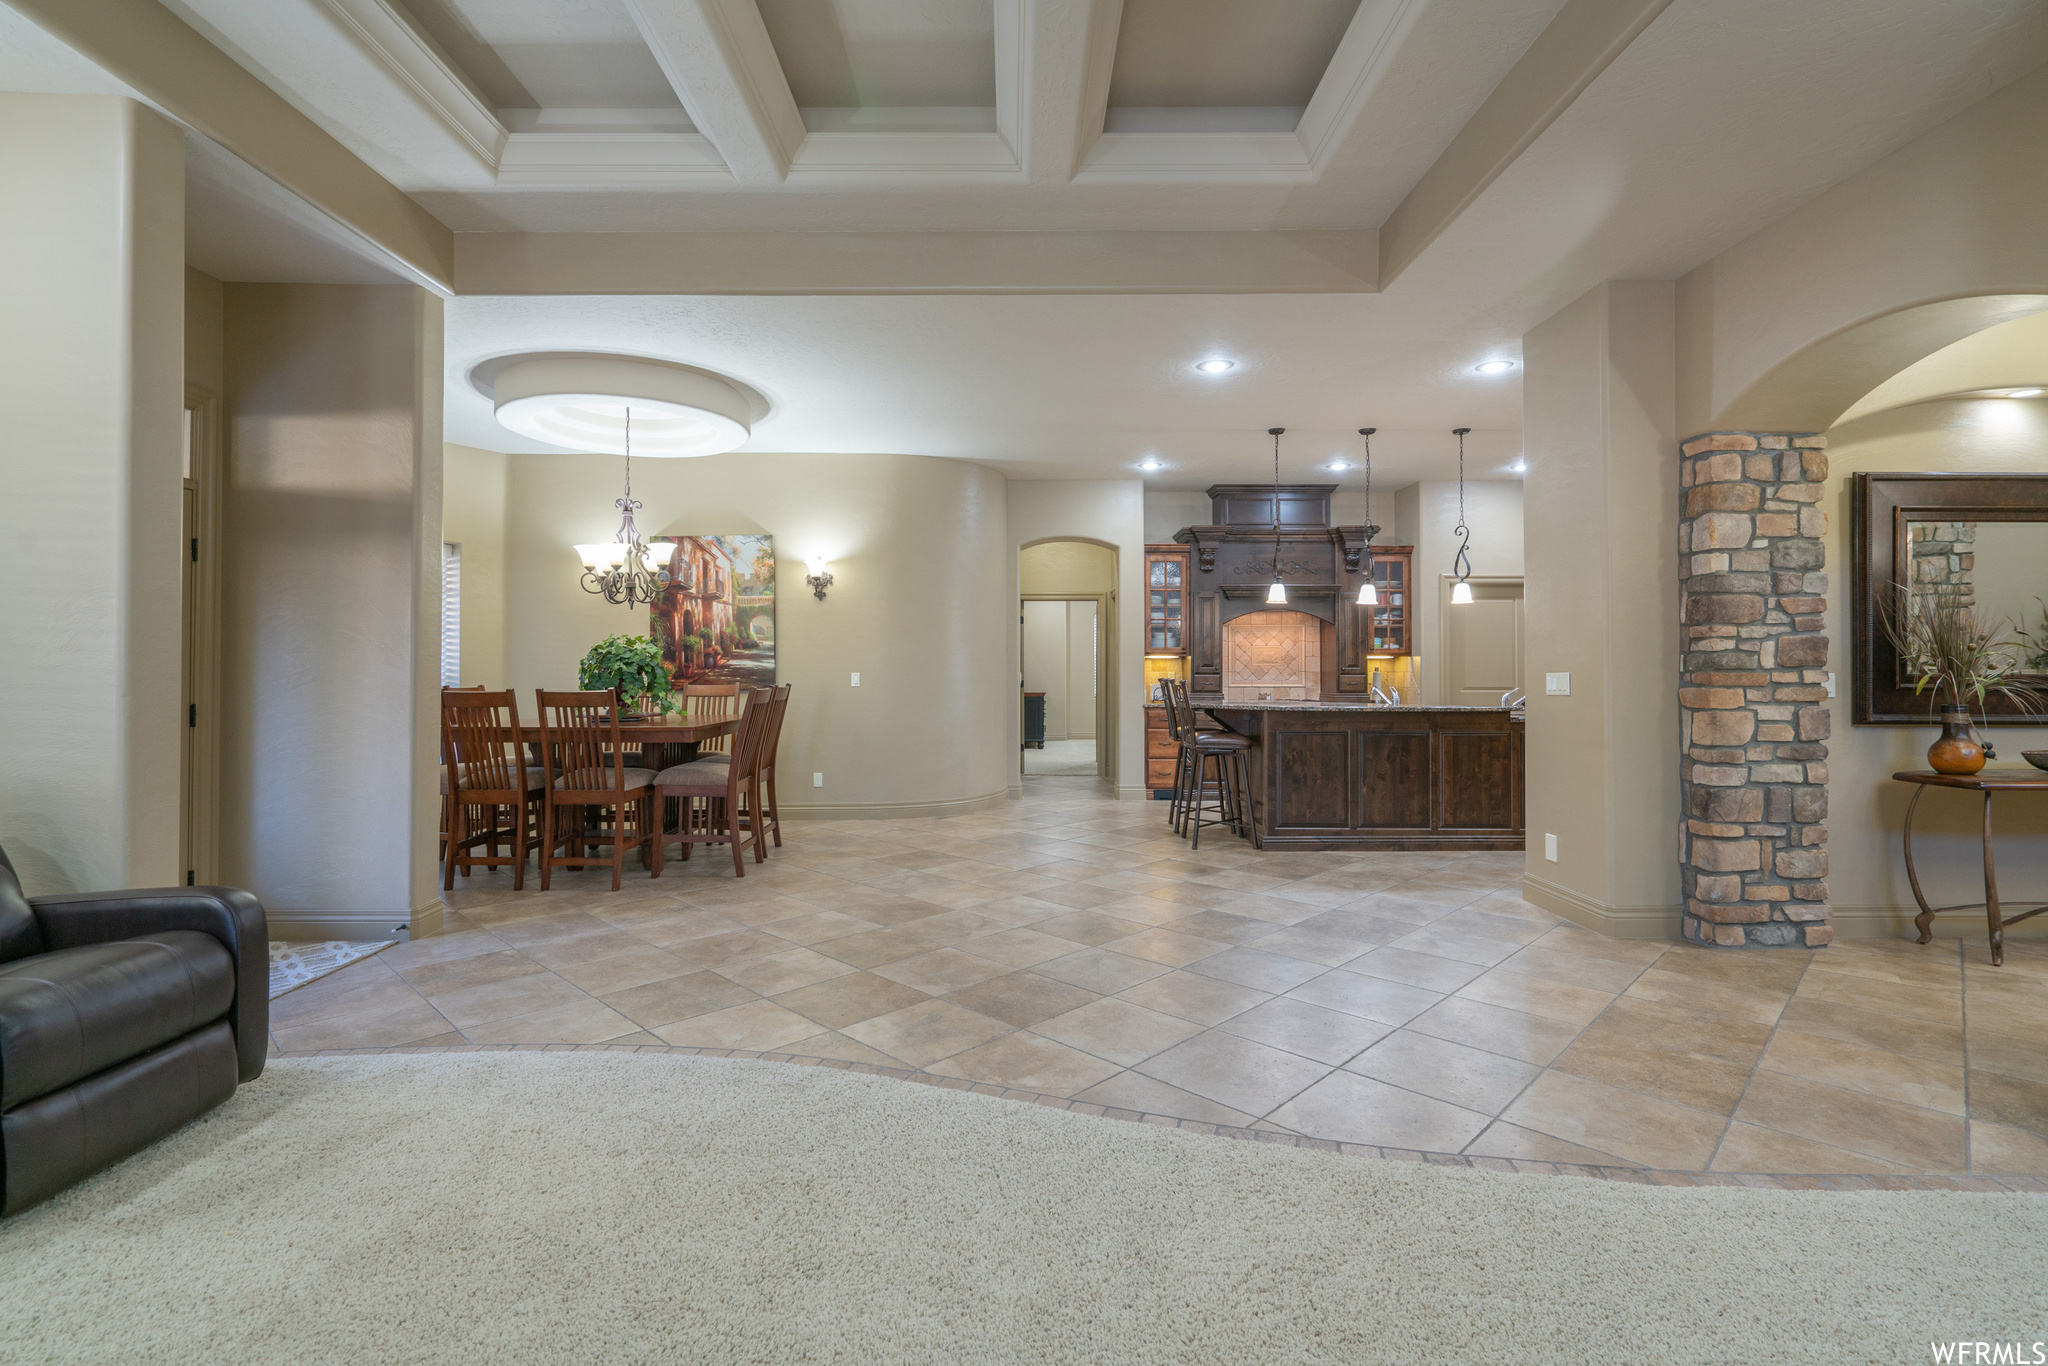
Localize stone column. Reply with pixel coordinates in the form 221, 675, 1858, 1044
1678, 432, 1831, 948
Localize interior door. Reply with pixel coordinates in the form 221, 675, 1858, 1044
1443, 579, 1524, 707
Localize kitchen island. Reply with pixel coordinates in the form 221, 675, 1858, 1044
1204, 702, 1524, 852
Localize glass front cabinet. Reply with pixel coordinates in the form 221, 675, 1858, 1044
1144, 545, 1190, 654
1366, 549, 1411, 655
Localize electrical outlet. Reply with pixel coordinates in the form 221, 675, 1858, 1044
1544, 833, 1558, 863
1824, 672, 1837, 698
1545, 672, 1570, 696
812, 772, 823, 788
850, 672, 861, 687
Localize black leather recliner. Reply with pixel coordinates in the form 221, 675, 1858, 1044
0, 846, 266, 1214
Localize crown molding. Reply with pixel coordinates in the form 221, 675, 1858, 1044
308, 0, 505, 170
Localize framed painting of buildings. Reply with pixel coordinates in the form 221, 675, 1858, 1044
648, 535, 775, 689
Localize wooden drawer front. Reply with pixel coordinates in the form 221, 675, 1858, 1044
1146, 730, 1178, 760
1145, 757, 1180, 790
1145, 706, 1168, 732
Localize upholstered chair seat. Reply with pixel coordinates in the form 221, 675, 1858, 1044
555, 768, 657, 792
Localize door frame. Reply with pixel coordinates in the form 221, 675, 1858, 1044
1432, 575, 1525, 709
181, 385, 224, 886
1020, 592, 1113, 781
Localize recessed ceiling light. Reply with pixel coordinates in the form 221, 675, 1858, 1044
2009, 388, 2043, 398
1195, 359, 1236, 374
1325, 461, 1352, 471
1474, 360, 1516, 375
1138, 459, 1164, 471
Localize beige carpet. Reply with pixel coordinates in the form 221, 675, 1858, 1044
2, 1055, 2041, 1365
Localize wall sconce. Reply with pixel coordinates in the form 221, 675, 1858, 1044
805, 554, 834, 601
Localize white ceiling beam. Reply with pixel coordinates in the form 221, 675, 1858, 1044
1377, 0, 1677, 284
1000, 0, 1122, 184
309, 0, 505, 171
5, 0, 454, 290
1296, 0, 1429, 174
623, 0, 803, 186
455, 229, 1378, 295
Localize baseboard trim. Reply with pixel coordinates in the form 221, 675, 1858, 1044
1520, 874, 1681, 941
1829, 904, 2047, 941
782, 789, 1011, 821
1115, 783, 1149, 802
267, 912, 414, 943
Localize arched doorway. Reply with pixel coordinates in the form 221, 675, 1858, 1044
1019, 539, 1117, 782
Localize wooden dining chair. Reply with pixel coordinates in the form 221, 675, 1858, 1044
535, 689, 661, 891
441, 689, 544, 890
751, 684, 792, 850
680, 683, 742, 755
654, 686, 772, 877
439, 684, 488, 870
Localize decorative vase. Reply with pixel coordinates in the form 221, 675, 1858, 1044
1927, 704, 1986, 775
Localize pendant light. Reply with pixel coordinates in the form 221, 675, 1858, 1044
1449, 426, 1475, 604
573, 407, 666, 607
1264, 427, 1287, 604
1356, 426, 1379, 606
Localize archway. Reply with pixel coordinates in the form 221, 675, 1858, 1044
1019, 538, 1119, 785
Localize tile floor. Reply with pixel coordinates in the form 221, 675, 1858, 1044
273, 777, 2048, 1177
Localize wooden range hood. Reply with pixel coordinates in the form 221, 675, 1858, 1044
1171, 483, 1408, 701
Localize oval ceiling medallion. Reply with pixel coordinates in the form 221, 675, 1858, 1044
487, 353, 756, 458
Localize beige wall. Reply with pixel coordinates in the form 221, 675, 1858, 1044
442, 443, 508, 688
186, 266, 224, 395
1009, 482, 1145, 798
1395, 480, 1525, 705
494, 451, 1011, 818
1677, 65, 2048, 435
1818, 398, 2048, 936
221, 284, 444, 938
0, 96, 184, 895
1520, 281, 1682, 937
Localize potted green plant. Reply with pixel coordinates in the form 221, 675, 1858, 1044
1880, 584, 2042, 774
577, 634, 679, 716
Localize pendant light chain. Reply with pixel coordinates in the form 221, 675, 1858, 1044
1450, 426, 1474, 602
1356, 428, 1380, 608
579, 404, 665, 608
1266, 427, 1288, 604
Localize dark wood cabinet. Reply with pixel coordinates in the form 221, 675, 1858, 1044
1144, 545, 1190, 654
1207, 705, 1523, 850
1144, 705, 1176, 797
1365, 549, 1412, 656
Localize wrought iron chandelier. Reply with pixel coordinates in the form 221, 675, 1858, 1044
574, 407, 666, 607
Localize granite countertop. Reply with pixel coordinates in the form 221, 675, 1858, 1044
1202, 701, 1523, 713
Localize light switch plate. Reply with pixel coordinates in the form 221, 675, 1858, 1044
1545, 672, 1570, 696
812, 773, 823, 788
851, 672, 861, 687
1544, 833, 1558, 863
1824, 672, 1836, 698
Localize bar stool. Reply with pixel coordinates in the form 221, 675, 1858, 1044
1160, 678, 1192, 832
1168, 680, 1252, 849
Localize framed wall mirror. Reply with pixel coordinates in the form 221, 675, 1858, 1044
1851, 472, 2048, 725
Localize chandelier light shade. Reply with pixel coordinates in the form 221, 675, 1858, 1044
492, 353, 754, 457
1356, 426, 1379, 606
1449, 426, 1475, 605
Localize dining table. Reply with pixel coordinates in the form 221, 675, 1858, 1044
514, 714, 740, 773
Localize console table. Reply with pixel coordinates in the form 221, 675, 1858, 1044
1893, 769, 2048, 966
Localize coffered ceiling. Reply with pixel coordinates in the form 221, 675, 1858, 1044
4, 0, 2047, 486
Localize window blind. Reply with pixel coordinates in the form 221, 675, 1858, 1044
440, 543, 461, 688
